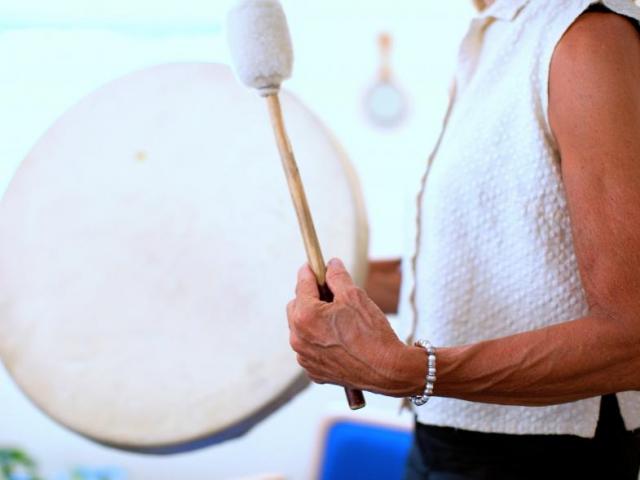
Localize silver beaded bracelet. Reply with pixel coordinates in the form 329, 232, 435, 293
410, 339, 436, 407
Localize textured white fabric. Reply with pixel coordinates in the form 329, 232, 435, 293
399, 0, 640, 437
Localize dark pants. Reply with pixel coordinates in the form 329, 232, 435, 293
405, 395, 640, 480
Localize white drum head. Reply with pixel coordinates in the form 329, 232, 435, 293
0, 63, 368, 453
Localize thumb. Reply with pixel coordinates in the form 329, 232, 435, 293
325, 258, 355, 297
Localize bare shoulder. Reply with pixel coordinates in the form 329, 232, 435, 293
549, 10, 640, 143
551, 12, 640, 90
557, 9, 640, 55
551, 10, 640, 89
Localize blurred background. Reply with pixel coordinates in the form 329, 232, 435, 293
0, 0, 473, 478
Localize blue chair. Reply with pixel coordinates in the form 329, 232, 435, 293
317, 418, 413, 480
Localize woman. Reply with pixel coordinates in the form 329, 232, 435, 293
287, 1, 640, 478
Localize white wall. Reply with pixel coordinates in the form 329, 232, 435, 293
0, 1, 471, 478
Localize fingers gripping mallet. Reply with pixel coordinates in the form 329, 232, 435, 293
227, 0, 366, 410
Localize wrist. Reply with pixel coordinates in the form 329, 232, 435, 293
410, 340, 437, 406
384, 345, 428, 398
397, 343, 457, 401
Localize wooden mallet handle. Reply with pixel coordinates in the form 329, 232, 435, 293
265, 94, 366, 411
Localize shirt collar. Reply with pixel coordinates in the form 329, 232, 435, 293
475, 0, 530, 21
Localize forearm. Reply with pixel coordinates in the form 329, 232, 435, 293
400, 312, 640, 406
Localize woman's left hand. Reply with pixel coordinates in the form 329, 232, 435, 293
286, 258, 424, 397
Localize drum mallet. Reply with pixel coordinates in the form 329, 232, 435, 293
227, 0, 366, 410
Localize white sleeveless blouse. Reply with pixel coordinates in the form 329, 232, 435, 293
400, 0, 640, 437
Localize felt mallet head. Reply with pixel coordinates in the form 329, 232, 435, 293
227, 0, 294, 96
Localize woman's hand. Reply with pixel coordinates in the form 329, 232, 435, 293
287, 258, 425, 397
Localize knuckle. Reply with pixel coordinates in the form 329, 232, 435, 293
286, 301, 296, 324
328, 269, 347, 282
289, 333, 303, 352
289, 309, 304, 330
291, 312, 304, 330
344, 285, 365, 303
297, 305, 318, 326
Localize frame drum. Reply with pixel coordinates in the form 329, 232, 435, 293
0, 63, 368, 453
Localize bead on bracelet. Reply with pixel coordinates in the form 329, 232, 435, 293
411, 339, 436, 407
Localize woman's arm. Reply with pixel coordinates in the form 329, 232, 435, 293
287, 11, 640, 403
427, 11, 640, 405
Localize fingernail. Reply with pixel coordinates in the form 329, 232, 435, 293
329, 258, 344, 268
298, 263, 312, 276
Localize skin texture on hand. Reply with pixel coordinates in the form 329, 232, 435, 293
287, 258, 425, 397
